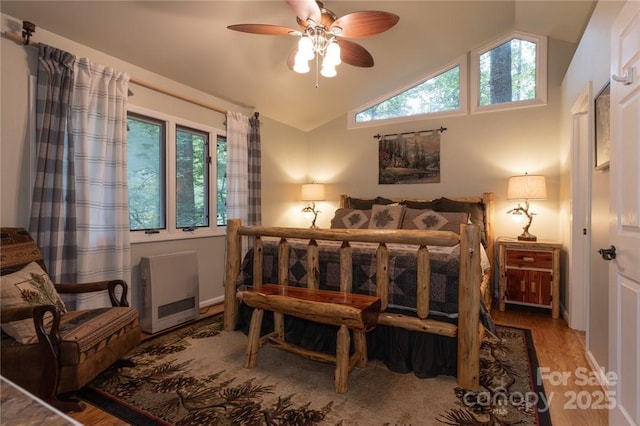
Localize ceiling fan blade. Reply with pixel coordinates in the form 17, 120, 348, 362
286, 0, 321, 24
227, 24, 297, 36
331, 11, 399, 38
337, 39, 374, 68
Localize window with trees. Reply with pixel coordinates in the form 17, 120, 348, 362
350, 32, 547, 126
349, 56, 467, 128
127, 107, 226, 240
470, 31, 547, 113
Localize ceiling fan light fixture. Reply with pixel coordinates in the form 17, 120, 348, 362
293, 55, 311, 73
324, 41, 341, 66
297, 36, 315, 61
228, 1, 399, 84
320, 65, 336, 78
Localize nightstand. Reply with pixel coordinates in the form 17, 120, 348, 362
497, 237, 562, 318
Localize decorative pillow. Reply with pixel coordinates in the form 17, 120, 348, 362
1, 262, 67, 344
433, 198, 487, 244
330, 208, 371, 229
400, 199, 438, 210
345, 196, 394, 210
401, 208, 469, 234
369, 204, 405, 229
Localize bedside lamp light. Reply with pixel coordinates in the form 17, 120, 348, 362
301, 183, 326, 228
507, 173, 547, 241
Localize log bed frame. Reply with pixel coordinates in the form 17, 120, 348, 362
223, 192, 495, 390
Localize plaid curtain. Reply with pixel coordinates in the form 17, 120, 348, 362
29, 44, 77, 283
247, 115, 262, 225
69, 58, 131, 309
226, 111, 249, 224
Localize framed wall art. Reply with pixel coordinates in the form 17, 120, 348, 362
594, 81, 611, 170
377, 129, 442, 184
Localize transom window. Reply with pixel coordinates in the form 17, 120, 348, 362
349, 56, 467, 128
350, 31, 547, 126
127, 106, 226, 241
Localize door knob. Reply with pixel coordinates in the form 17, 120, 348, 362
598, 245, 616, 261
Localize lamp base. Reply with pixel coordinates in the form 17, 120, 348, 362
517, 231, 537, 241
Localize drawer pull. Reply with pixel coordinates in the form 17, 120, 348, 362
522, 256, 535, 262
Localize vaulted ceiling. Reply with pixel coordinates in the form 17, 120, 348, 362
0, 1, 596, 131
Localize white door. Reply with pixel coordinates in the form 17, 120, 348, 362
609, 2, 640, 425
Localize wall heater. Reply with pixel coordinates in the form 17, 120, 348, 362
140, 251, 200, 334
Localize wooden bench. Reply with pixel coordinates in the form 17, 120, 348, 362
237, 284, 381, 393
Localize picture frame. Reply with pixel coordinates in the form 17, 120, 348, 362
594, 81, 611, 170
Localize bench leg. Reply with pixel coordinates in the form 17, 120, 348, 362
335, 324, 350, 393
274, 311, 284, 340
245, 308, 264, 368
352, 330, 367, 368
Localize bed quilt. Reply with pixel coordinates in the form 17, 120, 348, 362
237, 239, 465, 319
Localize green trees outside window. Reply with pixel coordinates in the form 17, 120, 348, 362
127, 110, 226, 234
356, 66, 460, 123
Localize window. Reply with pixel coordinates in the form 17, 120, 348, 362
470, 31, 547, 113
127, 106, 226, 241
349, 56, 467, 128
127, 113, 165, 231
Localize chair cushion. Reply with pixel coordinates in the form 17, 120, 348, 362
58, 307, 139, 365
1, 262, 68, 344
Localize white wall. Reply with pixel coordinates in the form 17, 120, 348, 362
559, 0, 625, 372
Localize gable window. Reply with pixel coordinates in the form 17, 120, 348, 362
349, 56, 467, 128
470, 31, 547, 113
127, 106, 226, 241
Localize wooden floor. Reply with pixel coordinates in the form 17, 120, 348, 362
68, 304, 609, 425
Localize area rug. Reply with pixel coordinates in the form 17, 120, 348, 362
80, 315, 551, 425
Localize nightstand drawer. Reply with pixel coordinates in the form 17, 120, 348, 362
506, 249, 552, 269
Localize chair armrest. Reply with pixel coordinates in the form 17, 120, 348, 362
54, 279, 130, 307
1, 304, 61, 348
1, 305, 45, 323
1, 305, 62, 399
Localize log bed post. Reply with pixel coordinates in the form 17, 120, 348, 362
457, 223, 481, 390
224, 218, 242, 331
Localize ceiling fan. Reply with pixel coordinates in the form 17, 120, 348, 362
227, 0, 399, 79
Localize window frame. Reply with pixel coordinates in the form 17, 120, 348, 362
470, 31, 548, 114
127, 105, 226, 243
348, 55, 468, 129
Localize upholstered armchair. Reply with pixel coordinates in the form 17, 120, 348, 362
0, 227, 141, 412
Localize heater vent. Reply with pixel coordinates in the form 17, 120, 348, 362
140, 251, 200, 333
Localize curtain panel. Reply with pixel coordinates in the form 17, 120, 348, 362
30, 46, 131, 309
226, 112, 249, 224
70, 58, 131, 308
247, 115, 262, 226
29, 44, 78, 283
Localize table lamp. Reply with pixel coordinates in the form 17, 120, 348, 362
301, 183, 326, 228
506, 173, 547, 241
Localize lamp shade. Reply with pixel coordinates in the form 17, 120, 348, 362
507, 174, 547, 200
301, 183, 326, 201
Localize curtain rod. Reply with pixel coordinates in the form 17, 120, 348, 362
373, 126, 447, 140
3, 29, 237, 116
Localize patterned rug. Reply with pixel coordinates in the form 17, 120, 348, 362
80, 314, 551, 425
